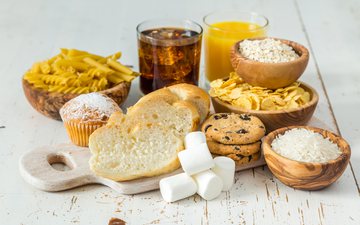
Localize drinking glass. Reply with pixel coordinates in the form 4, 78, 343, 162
137, 19, 203, 94
203, 11, 268, 82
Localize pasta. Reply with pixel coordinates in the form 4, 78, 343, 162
23, 48, 139, 94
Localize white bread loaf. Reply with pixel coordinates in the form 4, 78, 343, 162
127, 97, 200, 138
167, 83, 210, 123
89, 84, 210, 181
134, 83, 210, 123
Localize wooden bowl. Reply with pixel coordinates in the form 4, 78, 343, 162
230, 37, 309, 89
22, 79, 131, 120
211, 81, 319, 132
262, 126, 351, 190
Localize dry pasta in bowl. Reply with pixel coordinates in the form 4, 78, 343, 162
22, 48, 138, 120
23, 48, 139, 94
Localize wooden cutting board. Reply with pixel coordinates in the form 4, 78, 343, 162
19, 144, 266, 194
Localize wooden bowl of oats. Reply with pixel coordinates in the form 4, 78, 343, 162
230, 37, 309, 89
262, 126, 351, 190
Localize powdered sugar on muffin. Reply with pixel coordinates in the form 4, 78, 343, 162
60, 93, 122, 122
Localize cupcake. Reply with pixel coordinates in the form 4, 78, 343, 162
60, 93, 122, 147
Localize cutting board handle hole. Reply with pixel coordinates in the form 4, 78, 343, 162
47, 154, 74, 171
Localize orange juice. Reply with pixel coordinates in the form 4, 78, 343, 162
204, 21, 266, 81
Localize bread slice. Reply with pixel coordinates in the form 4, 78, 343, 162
89, 122, 182, 181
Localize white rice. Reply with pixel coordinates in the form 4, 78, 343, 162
271, 128, 341, 163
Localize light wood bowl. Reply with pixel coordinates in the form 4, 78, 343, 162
262, 126, 351, 190
211, 81, 319, 133
22, 79, 131, 120
230, 37, 309, 89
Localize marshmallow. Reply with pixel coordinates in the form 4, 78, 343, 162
178, 143, 215, 175
159, 173, 197, 203
193, 170, 223, 200
211, 157, 236, 191
185, 131, 206, 150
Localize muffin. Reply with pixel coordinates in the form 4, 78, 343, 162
60, 93, 122, 147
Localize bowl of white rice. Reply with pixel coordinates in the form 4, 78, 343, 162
262, 126, 351, 190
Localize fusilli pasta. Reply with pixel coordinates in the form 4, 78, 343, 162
23, 48, 139, 94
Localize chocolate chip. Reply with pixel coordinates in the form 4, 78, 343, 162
214, 113, 228, 120
236, 129, 248, 134
236, 154, 244, 159
234, 146, 240, 150
248, 155, 253, 162
224, 136, 230, 140
204, 124, 212, 132
108, 218, 126, 225
101, 115, 109, 120
214, 128, 218, 131
220, 113, 228, 119
214, 115, 221, 120
239, 114, 251, 121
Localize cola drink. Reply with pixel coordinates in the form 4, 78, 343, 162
138, 27, 202, 94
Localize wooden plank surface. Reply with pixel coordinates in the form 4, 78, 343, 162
0, 0, 359, 224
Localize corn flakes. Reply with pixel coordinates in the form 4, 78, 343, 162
209, 72, 311, 111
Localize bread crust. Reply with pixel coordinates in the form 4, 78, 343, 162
106, 111, 125, 126
90, 157, 181, 181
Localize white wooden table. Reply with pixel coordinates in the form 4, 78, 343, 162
1, 0, 359, 224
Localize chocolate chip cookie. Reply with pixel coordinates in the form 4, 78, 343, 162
201, 113, 266, 145
207, 140, 261, 156
213, 151, 261, 166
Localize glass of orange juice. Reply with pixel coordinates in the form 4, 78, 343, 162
203, 11, 269, 82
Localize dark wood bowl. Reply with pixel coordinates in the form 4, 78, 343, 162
211, 81, 319, 133
22, 79, 131, 120
230, 37, 309, 89
262, 126, 351, 190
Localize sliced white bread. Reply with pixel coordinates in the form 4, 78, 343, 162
89, 123, 182, 181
